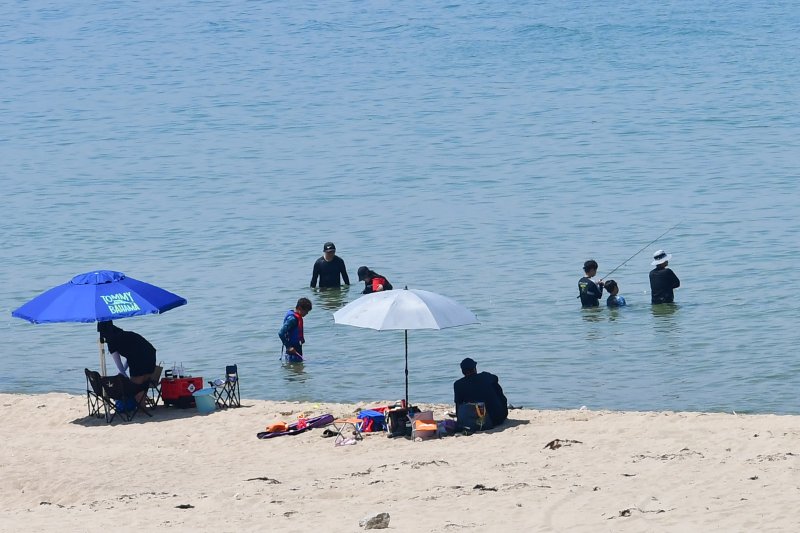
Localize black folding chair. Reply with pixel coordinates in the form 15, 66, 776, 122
100, 374, 152, 423
145, 365, 163, 409
209, 364, 241, 408
85, 368, 105, 419
85, 369, 152, 423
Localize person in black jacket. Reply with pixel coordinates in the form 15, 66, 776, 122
453, 357, 508, 428
649, 249, 680, 304
310, 242, 350, 289
97, 320, 157, 403
578, 259, 604, 307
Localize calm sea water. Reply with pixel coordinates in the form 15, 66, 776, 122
2, 1, 799, 414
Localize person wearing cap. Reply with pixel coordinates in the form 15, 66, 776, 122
578, 259, 604, 307
310, 242, 350, 289
649, 249, 680, 304
278, 298, 313, 362
356, 266, 393, 294
453, 357, 508, 429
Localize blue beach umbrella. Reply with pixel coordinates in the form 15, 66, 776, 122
12, 270, 187, 323
11, 270, 187, 373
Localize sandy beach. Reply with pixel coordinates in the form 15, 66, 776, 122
1, 392, 799, 532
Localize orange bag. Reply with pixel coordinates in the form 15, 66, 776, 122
265, 421, 289, 433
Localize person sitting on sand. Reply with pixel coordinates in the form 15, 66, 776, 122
453, 357, 508, 430
604, 280, 626, 307
278, 298, 312, 363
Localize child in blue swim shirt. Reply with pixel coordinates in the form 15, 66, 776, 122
604, 280, 627, 307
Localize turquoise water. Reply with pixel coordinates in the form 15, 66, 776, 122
2, 1, 799, 413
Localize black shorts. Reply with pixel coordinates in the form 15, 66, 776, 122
127, 350, 156, 378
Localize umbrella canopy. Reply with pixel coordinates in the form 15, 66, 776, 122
332, 288, 479, 331
333, 288, 478, 407
11, 270, 187, 376
12, 270, 187, 324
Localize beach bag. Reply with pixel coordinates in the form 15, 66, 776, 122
265, 421, 289, 433
357, 410, 386, 432
385, 406, 419, 438
437, 419, 457, 436
456, 402, 493, 432
412, 419, 438, 440
410, 411, 437, 441
385, 408, 409, 437
115, 398, 138, 412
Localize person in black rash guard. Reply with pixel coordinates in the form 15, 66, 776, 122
649, 249, 680, 304
578, 259, 604, 307
310, 242, 350, 288
97, 320, 157, 403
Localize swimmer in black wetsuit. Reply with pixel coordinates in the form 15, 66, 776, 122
578, 259, 604, 307
310, 242, 350, 288
649, 249, 680, 304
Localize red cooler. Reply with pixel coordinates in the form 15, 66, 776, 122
161, 377, 204, 408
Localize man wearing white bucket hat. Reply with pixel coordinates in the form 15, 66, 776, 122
649, 249, 680, 304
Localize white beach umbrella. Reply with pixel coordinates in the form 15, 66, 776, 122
333, 288, 479, 407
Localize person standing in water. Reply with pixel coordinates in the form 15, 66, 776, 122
604, 280, 626, 307
310, 242, 350, 289
649, 249, 680, 304
278, 298, 313, 362
578, 260, 604, 307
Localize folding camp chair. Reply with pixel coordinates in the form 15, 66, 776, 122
101, 374, 153, 423
85, 368, 105, 419
327, 418, 364, 446
85, 369, 130, 423
145, 365, 163, 409
208, 364, 240, 408
87, 373, 150, 423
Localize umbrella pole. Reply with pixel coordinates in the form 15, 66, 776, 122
98, 336, 107, 376
404, 329, 409, 408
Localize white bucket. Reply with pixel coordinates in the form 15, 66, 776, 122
193, 388, 216, 414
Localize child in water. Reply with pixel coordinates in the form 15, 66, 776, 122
604, 280, 626, 307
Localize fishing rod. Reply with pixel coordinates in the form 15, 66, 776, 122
600, 221, 682, 280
